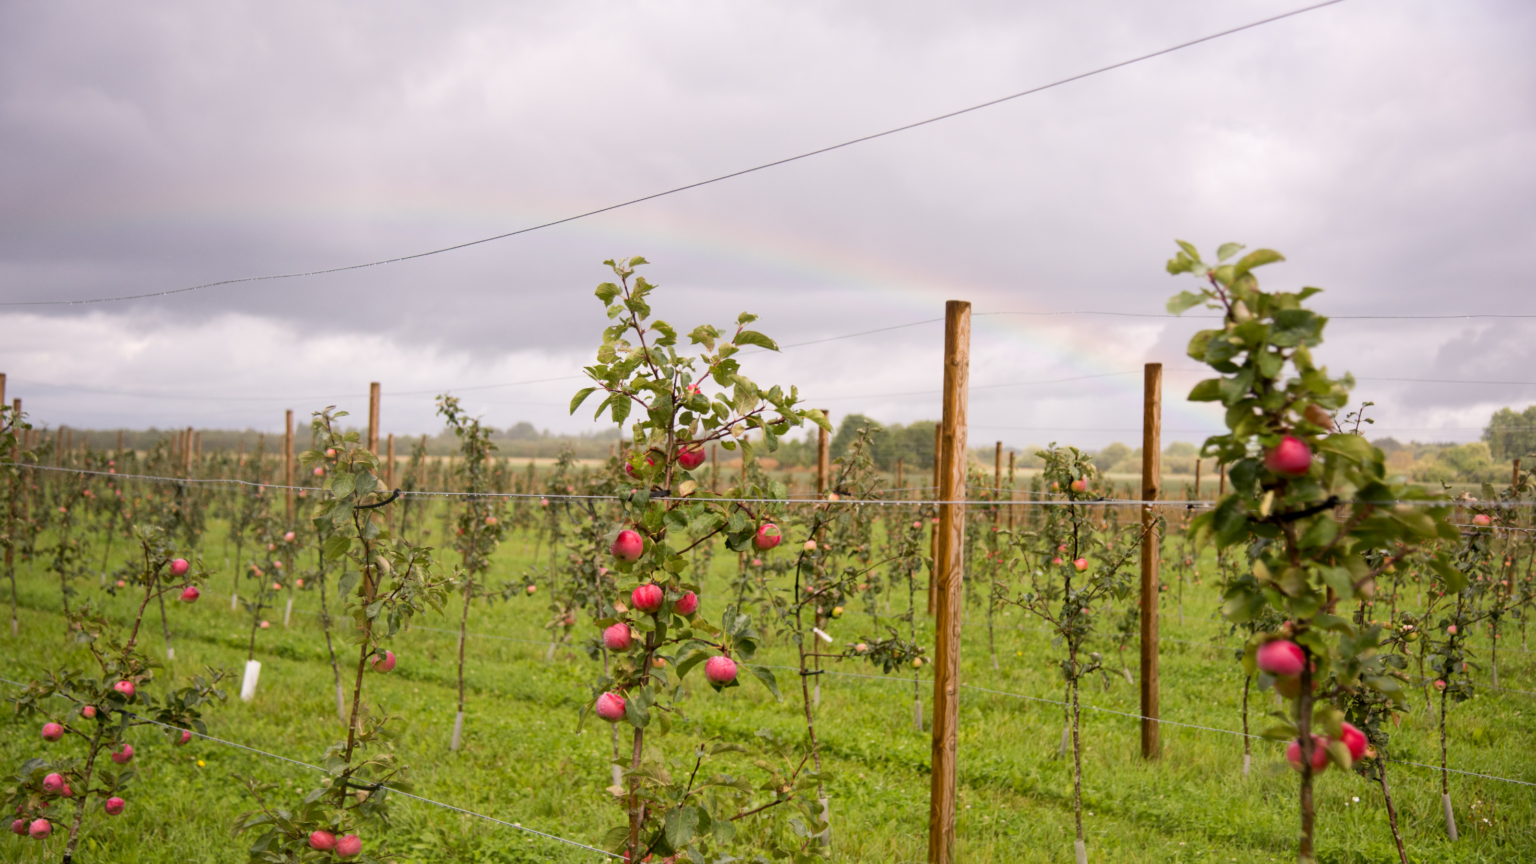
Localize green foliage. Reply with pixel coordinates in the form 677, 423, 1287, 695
1484, 404, 1536, 460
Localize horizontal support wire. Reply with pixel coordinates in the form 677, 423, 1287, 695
0, 674, 622, 858
9, 462, 1531, 509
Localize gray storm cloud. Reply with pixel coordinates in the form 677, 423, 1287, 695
1, 0, 1532, 444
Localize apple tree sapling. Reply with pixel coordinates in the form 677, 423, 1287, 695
233, 408, 453, 863
1168, 240, 1458, 863
571, 257, 828, 862
4, 525, 225, 863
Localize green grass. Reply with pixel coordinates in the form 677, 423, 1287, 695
2, 515, 1533, 864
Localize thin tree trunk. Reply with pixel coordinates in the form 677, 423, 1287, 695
1297, 654, 1317, 862
452, 576, 472, 751
1440, 682, 1457, 840
60, 722, 108, 864
1069, 653, 1087, 864
1378, 757, 1409, 864
1242, 673, 1252, 777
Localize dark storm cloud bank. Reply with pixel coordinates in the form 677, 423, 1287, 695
1, 1, 1535, 437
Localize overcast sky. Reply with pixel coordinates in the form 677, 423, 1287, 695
2, 0, 1533, 451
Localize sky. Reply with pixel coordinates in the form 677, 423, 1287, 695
2, 0, 1534, 452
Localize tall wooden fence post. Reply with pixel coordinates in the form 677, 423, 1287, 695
386, 434, 396, 488
927, 300, 971, 864
1140, 362, 1163, 760
368, 382, 381, 455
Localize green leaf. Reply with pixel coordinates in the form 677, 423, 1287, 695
1216, 242, 1245, 262
323, 535, 352, 562
1232, 248, 1285, 279
1187, 379, 1222, 402
1166, 291, 1205, 315
595, 282, 622, 305
734, 330, 779, 351
1428, 554, 1468, 594
747, 664, 781, 701
665, 806, 699, 849
570, 388, 597, 415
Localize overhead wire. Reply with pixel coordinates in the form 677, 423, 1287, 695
0, 0, 1351, 308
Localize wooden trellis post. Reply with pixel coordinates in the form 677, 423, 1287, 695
1140, 362, 1163, 760
927, 300, 970, 864
816, 411, 831, 494
367, 382, 381, 455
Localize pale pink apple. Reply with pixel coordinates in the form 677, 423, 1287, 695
1286, 735, 1330, 773
259, 620, 270, 629
336, 834, 361, 858
104, 797, 125, 816
602, 623, 633, 652
81, 706, 96, 719
674, 591, 699, 616
754, 523, 782, 551
1265, 436, 1313, 476
1073, 558, 1088, 572
677, 446, 706, 471
309, 830, 337, 851
612, 529, 645, 563
1472, 514, 1491, 527
1256, 640, 1306, 678
179, 585, 200, 603
110, 744, 133, 765
1070, 479, 1087, 493
325, 448, 336, 458
28, 819, 50, 840
1051, 557, 1063, 566
631, 584, 664, 613
803, 540, 817, 552
1339, 722, 1368, 761
484, 515, 498, 526
525, 585, 537, 595
284, 531, 296, 542
370, 650, 396, 672
41, 723, 63, 742
595, 692, 626, 722
169, 558, 190, 577
705, 656, 738, 685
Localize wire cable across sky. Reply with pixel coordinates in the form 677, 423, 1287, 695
0, 0, 1350, 308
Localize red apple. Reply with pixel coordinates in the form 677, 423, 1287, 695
595, 692, 626, 722
81, 706, 96, 719
284, 531, 296, 542
674, 591, 699, 616
259, 620, 271, 629
1286, 735, 1330, 773
114, 681, 136, 698
104, 797, 125, 816
1070, 479, 1087, 493
175, 729, 192, 746
179, 585, 200, 603
371, 650, 396, 673
525, 585, 537, 595
1339, 722, 1368, 761
602, 623, 633, 652
1051, 557, 1063, 566
169, 558, 190, 577
28, 819, 50, 840
309, 830, 337, 851
754, 523, 782, 551
1073, 558, 1088, 572
313, 466, 325, 477
324, 448, 336, 458
110, 744, 133, 765
41, 723, 63, 742
1256, 640, 1306, 677
10, 819, 25, 835
705, 656, 738, 685
1472, 514, 1491, 527
42, 774, 64, 794
677, 446, 706, 471
1433, 679, 1446, 691
1264, 436, 1312, 477
631, 584, 664, 614
485, 515, 498, 526
336, 834, 361, 858
612, 530, 644, 563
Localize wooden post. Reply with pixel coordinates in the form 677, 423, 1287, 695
284, 411, 295, 524
194, 431, 201, 461
185, 427, 194, 475
927, 300, 971, 864
816, 412, 831, 495
1516, 459, 1523, 488
117, 430, 124, 453
368, 382, 381, 455
1139, 362, 1163, 761
928, 423, 941, 615
895, 458, 904, 500
387, 434, 396, 488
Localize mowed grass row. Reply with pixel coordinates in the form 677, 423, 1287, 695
2, 512, 1533, 863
